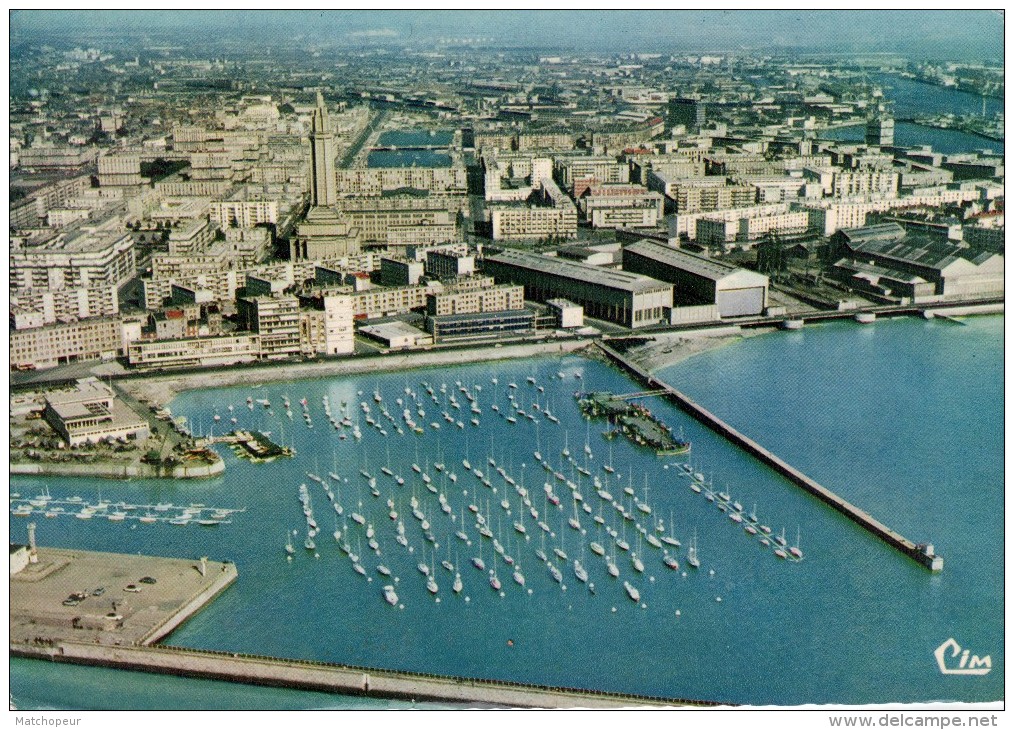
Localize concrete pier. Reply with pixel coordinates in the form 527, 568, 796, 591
11, 641, 720, 708
596, 342, 943, 572
10, 548, 238, 647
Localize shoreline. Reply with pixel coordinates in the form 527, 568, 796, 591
119, 338, 591, 406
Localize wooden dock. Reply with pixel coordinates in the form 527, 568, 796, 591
596, 342, 943, 572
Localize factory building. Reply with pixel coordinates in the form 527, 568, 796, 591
829, 223, 1004, 301
622, 239, 769, 317
482, 249, 672, 329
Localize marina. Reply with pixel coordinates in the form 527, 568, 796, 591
596, 342, 942, 572
9, 315, 1003, 706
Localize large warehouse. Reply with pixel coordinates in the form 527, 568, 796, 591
621, 239, 769, 317
482, 249, 672, 329
830, 223, 1005, 301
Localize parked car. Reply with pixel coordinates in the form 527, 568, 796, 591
139, 576, 157, 585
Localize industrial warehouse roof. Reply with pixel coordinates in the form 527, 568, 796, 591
624, 239, 769, 285
841, 224, 1001, 272
484, 249, 670, 293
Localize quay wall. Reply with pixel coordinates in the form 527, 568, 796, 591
11, 641, 718, 709
9, 458, 224, 481
595, 342, 943, 572
121, 338, 591, 403
141, 562, 238, 645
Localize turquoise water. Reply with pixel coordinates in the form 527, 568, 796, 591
9, 315, 1003, 708
377, 129, 454, 147
870, 74, 1003, 120
367, 150, 452, 168
821, 122, 999, 155
819, 73, 1002, 154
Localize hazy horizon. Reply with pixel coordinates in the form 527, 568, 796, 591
10, 10, 1005, 61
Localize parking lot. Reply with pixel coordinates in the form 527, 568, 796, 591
11, 547, 235, 646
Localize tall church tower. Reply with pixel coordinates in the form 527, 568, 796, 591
310, 91, 336, 207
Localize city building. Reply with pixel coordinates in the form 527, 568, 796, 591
425, 249, 476, 279
546, 298, 584, 328
237, 295, 301, 359
358, 321, 433, 349
127, 333, 261, 371
425, 308, 537, 341
482, 249, 672, 329
668, 97, 706, 133
292, 93, 362, 261
489, 177, 578, 241
11, 226, 136, 292
622, 239, 769, 317
42, 378, 150, 446
10, 316, 139, 371
297, 294, 355, 356
380, 257, 425, 287
426, 284, 524, 316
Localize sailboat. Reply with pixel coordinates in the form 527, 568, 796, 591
687, 531, 700, 568
789, 528, 804, 559
285, 533, 296, 555
603, 443, 615, 474
472, 537, 486, 571
623, 581, 640, 603
660, 510, 680, 548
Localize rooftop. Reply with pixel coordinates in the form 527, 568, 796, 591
484, 249, 670, 293
625, 239, 758, 282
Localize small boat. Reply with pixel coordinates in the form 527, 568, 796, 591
664, 554, 680, 570
384, 585, 399, 606
624, 581, 640, 603
489, 573, 502, 591
548, 563, 563, 583
304, 535, 316, 550
573, 561, 588, 583
687, 533, 700, 568
553, 547, 568, 561
789, 528, 804, 559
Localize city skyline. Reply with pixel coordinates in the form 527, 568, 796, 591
10, 10, 1005, 60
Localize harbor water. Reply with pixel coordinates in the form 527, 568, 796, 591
820, 73, 1002, 154
9, 315, 1002, 707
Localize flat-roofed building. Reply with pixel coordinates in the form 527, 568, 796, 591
335, 167, 468, 197
380, 257, 425, 286
237, 296, 301, 359
127, 333, 260, 371
298, 293, 355, 357
425, 308, 537, 341
546, 298, 584, 328
11, 228, 136, 292
42, 378, 150, 446
426, 284, 524, 316
482, 249, 672, 328
622, 239, 769, 317
10, 317, 136, 371
359, 321, 433, 349
425, 250, 476, 279
489, 177, 578, 241
10, 285, 119, 328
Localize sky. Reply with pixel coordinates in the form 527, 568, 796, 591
9, 10, 1005, 60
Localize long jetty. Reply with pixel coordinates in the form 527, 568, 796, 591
596, 341, 943, 572
11, 641, 722, 708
